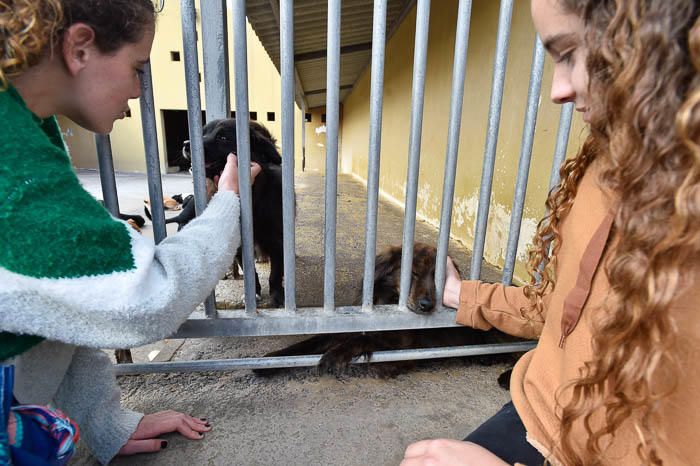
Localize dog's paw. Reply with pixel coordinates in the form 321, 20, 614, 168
270, 288, 285, 308
317, 348, 361, 375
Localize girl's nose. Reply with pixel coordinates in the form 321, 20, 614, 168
550, 65, 575, 104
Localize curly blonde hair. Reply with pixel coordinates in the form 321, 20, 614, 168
523, 1, 700, 464
0, 0, 63, 87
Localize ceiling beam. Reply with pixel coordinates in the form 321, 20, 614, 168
294, 42, 372, 62
305, 84, 354, 96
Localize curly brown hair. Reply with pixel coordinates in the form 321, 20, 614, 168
0, 0, 155, 87
524, 0, 700, 464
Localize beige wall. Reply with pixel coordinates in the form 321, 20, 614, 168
62, 1, 304, 173
340, 0, 587, 283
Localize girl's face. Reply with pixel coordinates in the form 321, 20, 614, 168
531, 0, 590, 122
64, 24, 155, 134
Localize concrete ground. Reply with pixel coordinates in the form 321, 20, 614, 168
73, 169, 515, 466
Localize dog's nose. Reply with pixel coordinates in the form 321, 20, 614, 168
418, 297, 434, 311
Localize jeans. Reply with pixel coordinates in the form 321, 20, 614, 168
464, 401, 545, 466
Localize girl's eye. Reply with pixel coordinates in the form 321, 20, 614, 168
556, 49, 575, 65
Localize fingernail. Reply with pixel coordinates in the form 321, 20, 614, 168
200, 418, 207, 422
161, 441, 168, 449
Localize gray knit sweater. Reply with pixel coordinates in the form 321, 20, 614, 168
0, 86, 241, 464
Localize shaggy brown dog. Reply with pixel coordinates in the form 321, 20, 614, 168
257, 243, 517, 385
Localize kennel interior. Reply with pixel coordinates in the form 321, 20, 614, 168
94, 0, 576, 375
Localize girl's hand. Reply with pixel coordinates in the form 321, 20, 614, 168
442, 256, 462, 309
117, 410, 211, 455
216, 153, 263, 194
401, 439, 509, 466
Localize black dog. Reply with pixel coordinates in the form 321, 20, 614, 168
257, 243, 518, 385
183, 119, 286, 307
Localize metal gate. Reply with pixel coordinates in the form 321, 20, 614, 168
96, 0, 574, 375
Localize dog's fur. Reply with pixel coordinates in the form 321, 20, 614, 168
257, 243, 517, 385
183, 119, 286, 306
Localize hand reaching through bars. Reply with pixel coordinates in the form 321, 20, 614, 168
215, 153, 263, 195
442, 256, 462, 309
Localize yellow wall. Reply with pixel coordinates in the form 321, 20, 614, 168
341, 0, 587, 282
63, 1, 304, 173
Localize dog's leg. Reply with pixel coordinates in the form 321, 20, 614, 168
114, 348, 133, 364
268, 244, 284, 307
254, 269, 262, 300
252, 334, 344, 376
317, 333, 383, 375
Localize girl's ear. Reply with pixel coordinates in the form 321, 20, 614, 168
62, 23, 97, 76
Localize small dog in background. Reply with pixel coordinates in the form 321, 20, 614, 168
256, 243, 518, 385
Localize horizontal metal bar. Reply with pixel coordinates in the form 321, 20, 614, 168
174, 305, 461, 338
114, 341, 536, 375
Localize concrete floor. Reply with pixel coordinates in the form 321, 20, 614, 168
73, 169, 514, 466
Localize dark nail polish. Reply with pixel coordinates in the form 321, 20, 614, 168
200, 418, 207, 422
161, 441, 168, 449
205, 423, 211, 427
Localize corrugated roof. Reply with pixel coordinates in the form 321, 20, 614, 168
246, 0, 415, 109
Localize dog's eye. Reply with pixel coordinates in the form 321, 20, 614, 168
218, 135, 228, 141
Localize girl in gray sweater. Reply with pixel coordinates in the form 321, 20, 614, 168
0, 0, 260, 463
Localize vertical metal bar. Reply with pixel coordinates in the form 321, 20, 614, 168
536, 102, 574, 280
281, 0, 296, 311
301, 103, 306, 172
95, 134, 120, 217
398, 0, 431, 309
361, 0, 388, 310
139, 62, 167, 245
549, 102, 574, 190
201, 0, 230, 121
501, 35, 545, 285
323, 0, 341, 311
469, 0, 514, 280
182, 0, 217, 318
232, 0, 257, 314
435, 0, 473, 309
